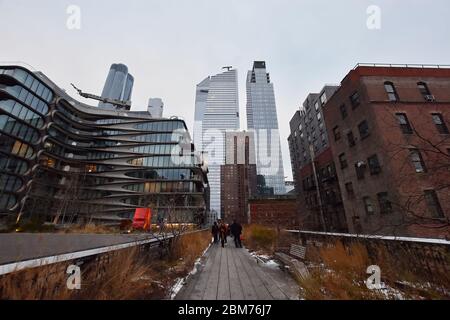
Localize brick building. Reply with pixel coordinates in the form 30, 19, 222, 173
248, 195, 299, 229
323, 64, 450, 238
298, 148, 348, 232
220, 131, 257, 224
288, 86, 347, 232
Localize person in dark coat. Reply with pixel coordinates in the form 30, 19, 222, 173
229, 219, 243, 248
219, 221, 227, 248
211, 222, 219, 244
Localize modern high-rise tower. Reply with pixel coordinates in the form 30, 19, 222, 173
98, 63, 134, 109
246, 61, 286, 194
148, 98, 164, 118
194, 68, 240, 218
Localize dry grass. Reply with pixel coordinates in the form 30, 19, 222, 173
298, 241, 450, 300
0, 247, 167, 300
298, 241, 382, 300
0, 230, 212, 300
62, 223, 117, 234
243, 225, 278, 254
169, 230, 211, 272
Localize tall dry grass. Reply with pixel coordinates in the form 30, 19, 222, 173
298, 241, 382, 300
62, 223, 117, 234
0, 247, 162, 300
0, 230, 212, 300
169, 230, 211, 271
298, 241, 450, 300
242, 224, 277, 254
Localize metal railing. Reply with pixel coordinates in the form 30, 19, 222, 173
0, 233, 172, 276
354, 63, 450, 70
285, 230, 450, 245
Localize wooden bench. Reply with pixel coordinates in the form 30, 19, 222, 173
290, 244, 307, 260
274, 244, 309, 281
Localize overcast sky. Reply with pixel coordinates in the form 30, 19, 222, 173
1, 0, 450, 180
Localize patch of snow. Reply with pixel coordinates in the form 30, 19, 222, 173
170, 278, 184, 300
169, 242, 212, 300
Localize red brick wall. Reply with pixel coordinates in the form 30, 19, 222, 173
249, 198, 299, 228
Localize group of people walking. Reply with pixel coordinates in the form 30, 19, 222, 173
211, 219, 243, 248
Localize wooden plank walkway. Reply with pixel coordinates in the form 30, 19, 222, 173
176, 238, 299, 300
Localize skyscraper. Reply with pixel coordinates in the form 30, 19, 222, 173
246, 61, 285, 194
98, 63, 134, 110
221, 131, 257, 223
194, 69, 240, 218
148, 98, 164, 118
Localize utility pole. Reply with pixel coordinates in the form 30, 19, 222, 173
309, 144, 326, 232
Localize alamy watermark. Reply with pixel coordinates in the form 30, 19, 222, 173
66, 5, 81, 30
66, 264, 81, 290
366, 5, 381, 30
366, 265, 383, 290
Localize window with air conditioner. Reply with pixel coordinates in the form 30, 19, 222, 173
363, 197, 375, 215
409, 149, 426, 173
417, 82, 434, 101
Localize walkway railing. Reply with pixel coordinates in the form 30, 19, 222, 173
283, 230, 450, 281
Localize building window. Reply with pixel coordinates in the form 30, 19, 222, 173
347, 131, 356, 147
409, 149, 426, 173
377, 192, 392, 214
339, 153, 348, 169
345, 182, 354, 197
340, 104, 347, 119
317, 112, 322, 122
320, 93, 327, 106
363, 197, 375, 215
333, 126, 341, 141
417, 82, 432, 100
384, 81, 399, 102
396, 113, 413, 134
368, 154, 381, 175
424, 190, 444, 218
350, 91, 360, 109
355, 161, 366, 180
358, 120, 370, 139
431, 113, 449, 134
315, 101, 320, 111
321, 133, 327, 146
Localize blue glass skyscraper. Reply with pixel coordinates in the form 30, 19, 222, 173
246, 61, 286, 194
98, 63, 134, 110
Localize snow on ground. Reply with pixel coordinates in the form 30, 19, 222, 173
248, 250, 282, 270
169, 242, 212, 300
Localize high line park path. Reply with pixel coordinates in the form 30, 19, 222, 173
175, 238, 300, 300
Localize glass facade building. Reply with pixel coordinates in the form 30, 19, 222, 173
98, 63, 134, 110
0, 65, 209, 225
193, 69, 240, 218
246, 61, 285, 194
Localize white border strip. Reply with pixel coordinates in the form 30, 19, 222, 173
285, 230, 450, 245
0, 236, 168, 276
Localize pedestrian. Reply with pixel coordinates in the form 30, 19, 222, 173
224, 223, 228, 244
219, 221, 227, 248
230, 219, 243, 248
211, 221, 219, 244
